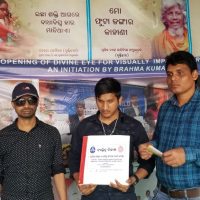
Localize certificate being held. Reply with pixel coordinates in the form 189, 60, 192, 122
79, 135, 130, 185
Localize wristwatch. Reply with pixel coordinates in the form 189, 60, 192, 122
133, 174, 139, 185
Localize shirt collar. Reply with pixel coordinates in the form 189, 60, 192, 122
169, 87, 200, 106
90, 109, 126, 123
13, 117, 40, 131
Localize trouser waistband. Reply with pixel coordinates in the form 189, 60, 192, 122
157, 183, 200, 198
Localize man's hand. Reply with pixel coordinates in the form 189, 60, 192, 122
162, 147, 186, 167
110, 178, 131, 193
73, 172, 97, 196
110, 175, 140, 192
138, 143, 153, 160
78, 184, 97, 196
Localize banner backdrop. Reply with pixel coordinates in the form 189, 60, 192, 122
0, 0, 200, 200
2, 0, 200, 60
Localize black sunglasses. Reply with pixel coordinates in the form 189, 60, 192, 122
14, 96, 38, 107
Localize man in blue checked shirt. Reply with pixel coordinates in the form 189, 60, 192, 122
139, 51, 200, 200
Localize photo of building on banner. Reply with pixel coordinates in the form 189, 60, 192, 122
0, 0, 193, 60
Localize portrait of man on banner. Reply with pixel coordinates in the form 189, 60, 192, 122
152, 0, 189, 58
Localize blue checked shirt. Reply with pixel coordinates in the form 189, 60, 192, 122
152, 88, 200, 189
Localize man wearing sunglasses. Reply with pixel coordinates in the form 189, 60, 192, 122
0, 82, 67, 200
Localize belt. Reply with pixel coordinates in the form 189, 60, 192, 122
158, 184, 200, 198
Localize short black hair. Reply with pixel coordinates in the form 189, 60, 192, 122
95, 77, 121, 99
165, 51, 197, 72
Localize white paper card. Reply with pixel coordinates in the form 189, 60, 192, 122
79, 135, 130, 185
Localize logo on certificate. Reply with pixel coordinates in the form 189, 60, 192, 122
118, 145, 124, 152
90, 146, 96, 153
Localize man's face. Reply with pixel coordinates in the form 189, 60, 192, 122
130, 96, 138, 106
166, 64, 197, 95
165, 5, 184, 29
12, 95, 38, 119
76, 105, 85, 116
96, 93, 121, 120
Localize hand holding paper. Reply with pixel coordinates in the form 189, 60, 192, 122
147, 145, 163, 157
